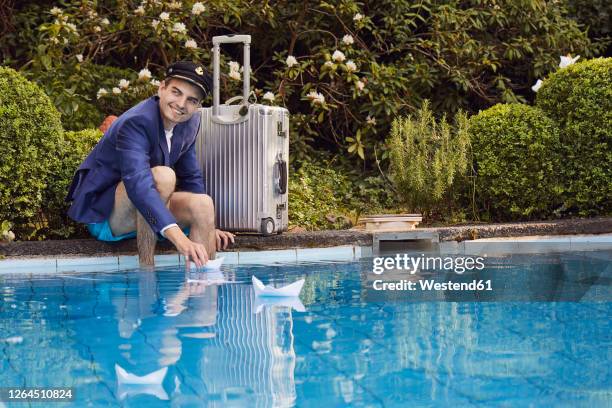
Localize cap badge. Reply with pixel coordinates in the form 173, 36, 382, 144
195, 66, 204, 75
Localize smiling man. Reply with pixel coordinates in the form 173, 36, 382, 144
66, 61, 233, 266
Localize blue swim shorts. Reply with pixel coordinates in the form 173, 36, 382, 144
88, 220, 189, 242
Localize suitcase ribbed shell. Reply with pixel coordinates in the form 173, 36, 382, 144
196, 104, 289, 233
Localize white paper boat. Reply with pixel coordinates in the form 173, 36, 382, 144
188, 256, 224, 271
252, 276, 305, 298
253, 296, 306, 314
115, 364, 168, 400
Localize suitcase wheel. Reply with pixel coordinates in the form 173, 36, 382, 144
261, 218, 275, 235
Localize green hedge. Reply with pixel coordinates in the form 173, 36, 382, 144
42, 128, 102, 239
0, 66, 64, 238
536, 58, 612, 215
469, 103, 562, 221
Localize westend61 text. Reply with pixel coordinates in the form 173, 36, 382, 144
372, 254, 486, 275
372, 279, 493, 291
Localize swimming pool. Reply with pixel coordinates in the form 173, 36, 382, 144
0, 250, 610, 407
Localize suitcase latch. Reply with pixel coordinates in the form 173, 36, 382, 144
276, 203, 286, 219
277, 121, 286, 137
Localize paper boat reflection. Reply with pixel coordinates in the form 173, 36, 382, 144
115, 364, 168, 400
253, 295, 306, 314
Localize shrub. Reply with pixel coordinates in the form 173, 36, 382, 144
289, 161, 353, 231
536, 57, 612, 215
42, 128, 102, 239
0, 66, 64, 239
468, 103, 562, 221
388, 101, 470, 219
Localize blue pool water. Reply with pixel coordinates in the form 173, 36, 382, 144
0, 251, 610, 407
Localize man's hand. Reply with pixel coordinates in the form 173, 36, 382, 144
165, 226, 209, 267
215, 229, 235, 250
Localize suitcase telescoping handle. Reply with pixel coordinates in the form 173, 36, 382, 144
212, 35, 251, 117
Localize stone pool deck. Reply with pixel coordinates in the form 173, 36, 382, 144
1, 217, 611, 259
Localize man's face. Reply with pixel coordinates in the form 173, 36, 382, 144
158, 78, 203, 128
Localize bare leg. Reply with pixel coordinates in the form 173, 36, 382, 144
108, 166, 176, 266
168, 192, 216, 259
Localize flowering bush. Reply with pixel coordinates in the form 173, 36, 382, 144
2, 0, 593, 165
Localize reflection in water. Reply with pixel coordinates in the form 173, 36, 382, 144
0, 251, 609, 406
108, 269, 298, 406
200, 284, 297, 407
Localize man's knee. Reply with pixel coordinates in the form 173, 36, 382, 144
151, 166, 176, 196
189, 194, 215, 224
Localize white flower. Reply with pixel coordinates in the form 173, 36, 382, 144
118, 79, 130, 89
101, 18, 110, 26
192, 2, 206, 15
559, 54, 580, 68
366, 115, 376, 125
138, 68, 152, 81
184, 38, 197, 49
159, 12, 170, 21
228, 61, 240, 72
324, 61, 334, 68
66, 22, 77, 32
263, 91, 275, 102
112, 87, 121, 95
342, 35, 354, 45
531, 79, 543, 92
151, 79, 161, 87
168, 1, 182, 10
96, 88, 108, 99
135, 6, 145, 15
286, 55, 298, 67
172, 22, 186, 34
353, 13, 363, 21
229, 70, 241, 80
50, 7, 62, 16
151, 20, 160, 29
307, 90, 325, 105
93, 25, 101, 32
346, 60, 357, 72
356, 80, 365, 91
2, 230, 15, 242
332, 50, 346, 62
76, 54, 83, 63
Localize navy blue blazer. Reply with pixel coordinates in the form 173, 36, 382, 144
66, 96, 205, 234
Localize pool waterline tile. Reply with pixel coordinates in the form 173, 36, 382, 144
57, 257, 120, 274
0, 258, 57, 273
238, 249, 298, 264
296, 246, 357, 262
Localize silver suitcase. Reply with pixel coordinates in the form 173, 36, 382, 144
196, 34, 289, 235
